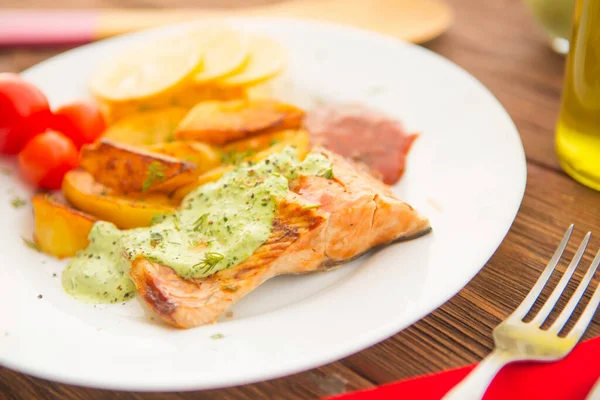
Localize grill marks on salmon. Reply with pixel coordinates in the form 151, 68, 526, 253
129, 147, 431, 328
130, 195, 327, 328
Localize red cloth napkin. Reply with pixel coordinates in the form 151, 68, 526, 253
328, 336, 600, 400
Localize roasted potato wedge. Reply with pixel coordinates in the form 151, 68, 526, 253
221, 129, 309, 160
172, 129, 311, 202
62, 170, 176, 229
145, 141, 221, 173
97, 84, 247, 124
80, 139, 196, 194
32, 193, 97, 259
175, 99, 304, 145
101, 107, 189, 146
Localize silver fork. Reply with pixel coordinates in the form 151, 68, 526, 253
443, 225, 600, 400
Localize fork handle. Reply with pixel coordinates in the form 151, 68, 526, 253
442, 350, 514, 400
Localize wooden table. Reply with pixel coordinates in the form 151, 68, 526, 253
2, 0, 599, 399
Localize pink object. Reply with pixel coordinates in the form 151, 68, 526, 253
0, 11, 97, 46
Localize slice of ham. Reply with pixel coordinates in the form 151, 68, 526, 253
304, 103, 417, 185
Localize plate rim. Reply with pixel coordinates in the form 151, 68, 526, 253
3, 16, 527, 391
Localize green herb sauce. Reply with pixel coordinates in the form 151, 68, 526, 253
62, 148, 331, 304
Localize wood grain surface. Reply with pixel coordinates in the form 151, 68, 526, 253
1, 0, 599, 399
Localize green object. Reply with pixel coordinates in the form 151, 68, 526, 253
62, 224, 136, 304
62, 147, 332, 304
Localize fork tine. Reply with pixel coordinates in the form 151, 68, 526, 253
566, 252, 600, 341
530, 232, 591, 326
511, 224, 574, 320
550, 248, 600, 334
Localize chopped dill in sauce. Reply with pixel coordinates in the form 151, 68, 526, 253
62, 147, 332, 304
11, 196, 27, 208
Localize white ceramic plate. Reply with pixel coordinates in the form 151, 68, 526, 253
0, 18, 526, 391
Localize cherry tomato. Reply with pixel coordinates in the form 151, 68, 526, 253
0, 74, 53, 154
18, 131, 79, 190
52, 101, 106, 148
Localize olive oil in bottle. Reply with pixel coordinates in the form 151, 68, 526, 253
556, 0, 600, 190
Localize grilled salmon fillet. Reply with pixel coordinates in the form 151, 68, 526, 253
129, 147, 431, 328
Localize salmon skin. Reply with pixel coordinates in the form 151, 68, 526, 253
129, 147, 431, 328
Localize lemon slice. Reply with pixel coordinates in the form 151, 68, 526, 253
219, 35, 287, 87
193, 29, 249, 83
89, 34, 203, 102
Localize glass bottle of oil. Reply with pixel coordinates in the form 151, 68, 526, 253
556, 0, 600, 190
